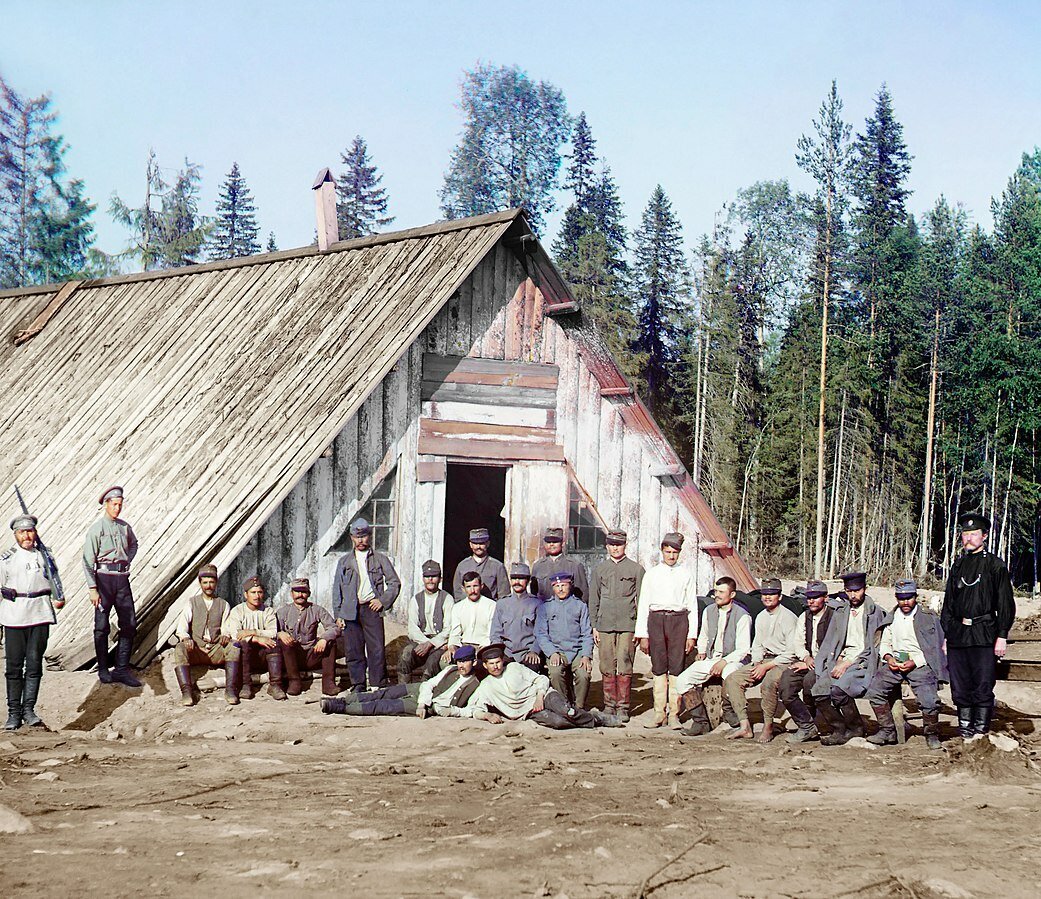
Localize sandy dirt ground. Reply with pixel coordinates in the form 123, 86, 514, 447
2, 612, 1041, 898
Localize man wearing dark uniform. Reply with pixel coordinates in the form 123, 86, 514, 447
940, 512, 1015, 738
275, 577, 341, 696
171, 563, 231, 706
399, 560, 453, 684
83, 486, 141, 688
530, 527, 589, 602
451, 528, 509, 601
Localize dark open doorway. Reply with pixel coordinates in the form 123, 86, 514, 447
443, 463, 508, 589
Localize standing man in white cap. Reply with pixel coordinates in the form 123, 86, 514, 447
83, 486, 141, 688
1, 512, 64, 730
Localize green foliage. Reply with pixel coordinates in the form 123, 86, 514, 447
336, 136, 393, 239
209, 162, 260, 259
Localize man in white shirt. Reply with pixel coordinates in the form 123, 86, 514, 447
778, 580, 834, 744
722, 579, 799, 742
445, 571, 496, 660
635, 532, 698, 727
399, 560, 453, 684
171, 563, 231, 706
225, 576, 286, 704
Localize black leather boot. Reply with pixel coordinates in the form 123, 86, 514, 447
21, 675, 44, 727
5, 676, 23, 731
266, 649, 287, 701
867, 703, 897, 745
111, 636, 142, 688
839, 697, 865, 739
922, 712, 943, 750
819, 701, 849, 746
974, 705, 994, 735
224, 658, 241, 705
957, 706, 973, 739
94, 633, 113, 683
785, 694, 819, 743
174, 665, 195, 707
679, 697, 712, 737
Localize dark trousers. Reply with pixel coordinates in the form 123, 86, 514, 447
779, 666, 818, 727
93, 573, 136, 669
345, 603, 387, 689
866, 665, 940, 715
948, 645, 997, 707
398, 642, 444, 683
530, 689, 599, 729
349, 683, 419, 716
648, 609, 689, 676
5, 624, 49, 711
282, 642, 337, 695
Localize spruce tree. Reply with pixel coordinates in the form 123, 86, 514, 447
336, 136, 393, 239
209, 162, 260, 259
266, 231, 277, 252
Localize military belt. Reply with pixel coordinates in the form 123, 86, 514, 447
960, 612, 996, 626
97, 562, 130, 574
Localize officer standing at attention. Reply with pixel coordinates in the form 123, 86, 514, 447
940, 511, 1016, 738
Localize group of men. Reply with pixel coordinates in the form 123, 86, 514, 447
0, 487, 1017, 745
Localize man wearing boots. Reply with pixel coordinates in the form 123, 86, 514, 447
489, 562, 543, 672
778, 580, 833, 743
275, 577, 340, 697
674, 577, 751, 737
83, 486, 141, 687
322, 645, 481, 717
867, 579, 947, 750
399, 560, 453, 684
1, 514, 64, 730
224, 576, 286, 704
812, 571, 885, 746
171, 564, 231, 706
531, 527, 589, 601
940, 512, 1015, 739
534, 571, 594, 709
635, 533, 698, 728
451, 528, 509, 601
588, 529, 643, 722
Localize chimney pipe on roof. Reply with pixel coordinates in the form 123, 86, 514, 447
312, 167, 338, 252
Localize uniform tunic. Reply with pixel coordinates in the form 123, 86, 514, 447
452, 555, 510, 601
82, 515, 138, 588
940, 550, 1016, 647
531, 554, 589, 602
535, 595, 593, 662
275, 602, 340, 651
587, 556, 644, 632
489, 591, 541, 659
0, 546, 57, 628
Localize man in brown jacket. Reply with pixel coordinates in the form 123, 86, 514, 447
275, 577, 341, 696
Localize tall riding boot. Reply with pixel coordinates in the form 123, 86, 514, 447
839, 697, 865, 740
615, 674, 632, 723
111, 636, 142, 688
239, 648, 255, 700
174, 666, 195, 707
21, 675, 44, 727
224, 658, 241, 705
644, 675, 668, 728
974, 704, 994, 735
785, 695, 819, 743
601, 675, 617, 714
266, 649, 287, 701
679, 689, 712, 737
867, 703, 897, 745
283, 646, 303, 696
818, 701, 848, 746
320, 650, 338, 696
667, 675, 681, 728
5, 677, 24, 731
956, 706, 973, 739
94, 633, 113, 683
321, 697, 348, 714
922, 712, 943, 750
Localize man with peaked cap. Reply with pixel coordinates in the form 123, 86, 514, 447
469, 643, 622, 730
451, 528, 510, 601
588, 529, 644, 722
171, 564, 231, 706
778, 580, 834, 743
1, 513, 63, 730
722, 578, 799, 742
489, 562, 543, 672
445, 571, 497, 660
321, 645, 480, 718
332, 517, 401, 691
83, 486, 141, 688
530, 527, 589, 602
635, 532, 699, 727
535, 571, 594, 709
941, 511, 1015, 739
275, 577, 341, 697
399, 560, 454, 684
811, 570, 885, 745
867, 579, 947, 750
224, 576, 286, 704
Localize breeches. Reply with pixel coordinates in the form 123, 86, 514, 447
173, 641, 228, 667
947, 645, 996, 707
399, 641, 444, 682
94, 574, 136, 641
723, 663, 785, 721
529, 689, 598, 730
4, 624, 48, 680
647, 610, 689, 676
597, 631, 635, 676
549, 657, 591, 708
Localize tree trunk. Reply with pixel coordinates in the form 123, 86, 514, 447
814, 194, 832, 579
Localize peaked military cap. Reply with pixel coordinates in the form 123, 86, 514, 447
958, 511, 991, 532
10, 514, 37, 531
549, 571, 574, 584
290, 577, 311, 593
242, 575, 263, 592
760, 577, 782, 595
804, 580, 829, 598
839, 570, 867, 590
468, 528, 490, 544
476, 642, 507, 661
661, 532, 685, 551
543, 527, 565, 542
99, 485, 124, 505
894, 578, 917, 598
606, 529, 628, 545
197, 563, 218, 580
510, 562, 531, 578
421, 560, 442, 577
349, 517, 372, 536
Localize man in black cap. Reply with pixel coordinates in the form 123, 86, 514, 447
867, 579, 947, 749
276, 577, 341, 697
332, 517, 401, 692
83, 486, 141, 687
171, 564, 231, 706
399, 560, 454, 684
489, 562, 543, 672
940, 511, 1015, 738
2, 513, 63, 730
530, 527, 589, 602
778, 580, 834, 743
451, 528, 509, 601
321, 645, 480, 718
588, 529, 644, 721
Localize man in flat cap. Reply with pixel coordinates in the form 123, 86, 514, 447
535, 571, 594, 709
399, 560, 453, 684
722, 578, 799, 742
224, 576, 286, 704
531, 527, 589, 602
445, 570, 497, 660
588, 529, 644, 722
275, 577, 341, 697
332, 517, 401, 692
489, 562, 543, 672
451, 528, 509, 602
470, 643, 621, 730
635, 532, 699, 727
83, 486, 141, 688
2, 513, 64, 730
171, 564, 231, 706
778, 580, 834, 743
321, 645, 480, 718
867, 579, 947, 750
941, 511, 1015, 739
811, 571, 885, 745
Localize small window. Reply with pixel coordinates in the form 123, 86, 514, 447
568, 481, 606, 557
330, 468, 397, 554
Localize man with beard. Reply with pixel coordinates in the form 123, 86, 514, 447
778, 580, 833, 744
171, 564, 231, 706
451, 528, 509, 601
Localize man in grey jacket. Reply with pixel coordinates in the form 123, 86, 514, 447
332, 518, 401, 692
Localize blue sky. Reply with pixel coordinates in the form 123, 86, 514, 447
4, 1, 1040, 260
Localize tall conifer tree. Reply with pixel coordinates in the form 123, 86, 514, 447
209, 162, 260, 259
336, 136, 393, 239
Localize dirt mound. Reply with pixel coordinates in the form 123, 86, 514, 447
944, 732, 1040, 782
1013, 612, 1041, 635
